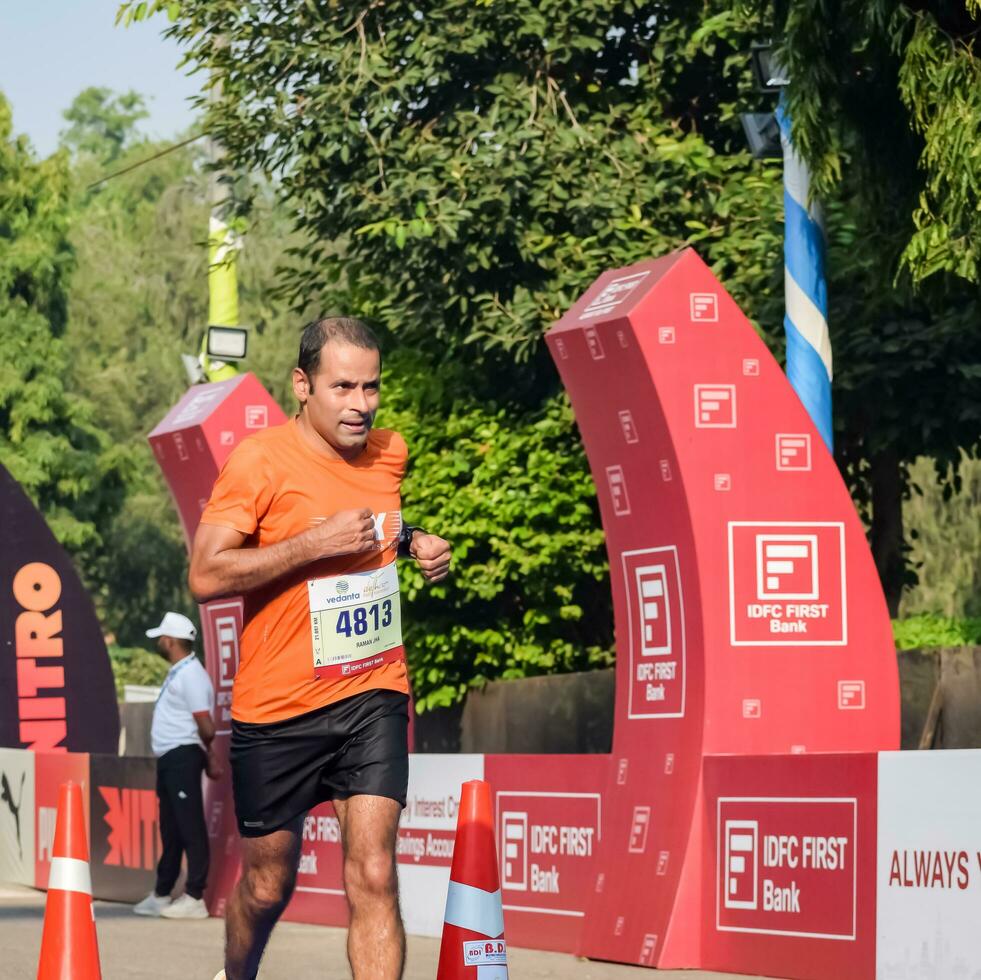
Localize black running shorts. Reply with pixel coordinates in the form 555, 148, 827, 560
230, 688, 409, 838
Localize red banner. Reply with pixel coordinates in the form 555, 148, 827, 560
716, 797, 857, 938
486, 755, 608, 953
34, 751, 89, 889
702, 753, 877, 980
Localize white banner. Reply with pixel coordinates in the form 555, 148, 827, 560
0, 748, 35, 886
398, 754, 485, 937
877, 751, 981, 978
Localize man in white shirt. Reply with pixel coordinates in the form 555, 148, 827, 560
133, 612, 218, 920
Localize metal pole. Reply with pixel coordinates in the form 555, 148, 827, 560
202, 57, 241, 381
776, 94, 833, 451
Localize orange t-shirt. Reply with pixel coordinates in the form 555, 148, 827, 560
200, 418, 410, 724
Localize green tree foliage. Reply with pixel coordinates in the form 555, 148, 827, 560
114, 2, 980, 685
904, 455, 981, 617
755, 1, 981, 611
898, 5, 981, 284
114, 1, 793, 706
128, 1, 782, 380
59, 90, 308, 645
61, 87, 149, 164
0, 93, 126, 563
381, 380, 612, 709
108, 644, 169, 697
775, 0, 981, 285
60, 95, 201, 642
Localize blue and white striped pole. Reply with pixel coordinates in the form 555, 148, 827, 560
775, 95, 833, 451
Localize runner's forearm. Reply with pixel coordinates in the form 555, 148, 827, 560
190, 531, 316, 602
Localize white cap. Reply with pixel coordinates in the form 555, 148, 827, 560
146, 612, 197, 642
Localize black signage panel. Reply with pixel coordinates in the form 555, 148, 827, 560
0, 464, 119, 752
89, 754, 159, 901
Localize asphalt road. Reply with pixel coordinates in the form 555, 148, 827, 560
0, 882, 770, 979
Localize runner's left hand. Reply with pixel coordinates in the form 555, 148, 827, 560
410, 533, 452, 583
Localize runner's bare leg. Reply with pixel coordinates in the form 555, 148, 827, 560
224, 814, 305, 980
335, 794, 405, 979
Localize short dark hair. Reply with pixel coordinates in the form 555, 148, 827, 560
297, 316, 381, 382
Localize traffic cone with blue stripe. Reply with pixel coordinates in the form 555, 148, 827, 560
437, 780, 509, 979
37, 780, 101, 979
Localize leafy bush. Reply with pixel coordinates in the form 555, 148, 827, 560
892, 614, 981, 651
381, 381, 613, 711
902, 456, 981, 618
108, 645, 168, 699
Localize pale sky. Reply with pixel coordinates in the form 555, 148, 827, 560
0, 0, 199, 157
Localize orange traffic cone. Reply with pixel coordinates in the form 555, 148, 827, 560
37, 780, 101, 980
437, 780, 509, 979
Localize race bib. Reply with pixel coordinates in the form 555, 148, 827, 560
308, 563, 404, 679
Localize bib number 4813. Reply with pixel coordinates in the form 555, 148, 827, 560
308, 563, 403, 678
336, 599, 394, 638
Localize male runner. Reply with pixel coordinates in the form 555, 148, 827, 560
189, 316, 451, 980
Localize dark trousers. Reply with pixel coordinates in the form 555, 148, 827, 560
155, 744, 210, 900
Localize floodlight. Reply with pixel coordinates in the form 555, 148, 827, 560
750, 42, 789, 93
206, 326, 249, 360
740, 112, 782, 159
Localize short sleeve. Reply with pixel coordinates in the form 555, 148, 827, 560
200, 438, 272, 535
388, 431, 409, 480
179, 664, 214, 715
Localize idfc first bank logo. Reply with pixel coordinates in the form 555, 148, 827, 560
727, 522, 846, 646
498, 793, 601, 919
621, 546, 686, 719
717, 797, 857, 941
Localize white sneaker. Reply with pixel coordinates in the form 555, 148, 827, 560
160, 893, 209, 919
212, 973, 226, 980
133, 892, 172, 916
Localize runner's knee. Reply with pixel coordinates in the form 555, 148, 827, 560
243, 863, 295, 912
345, 852, 396, 901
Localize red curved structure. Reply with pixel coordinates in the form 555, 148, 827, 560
149, 372, 288, 909
545, 247, 898, 967
148, 248, 898, 972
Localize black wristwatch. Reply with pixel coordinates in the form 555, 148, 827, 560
397, 524, 427, 558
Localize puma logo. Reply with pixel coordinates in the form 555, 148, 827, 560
1, 771, 26, 859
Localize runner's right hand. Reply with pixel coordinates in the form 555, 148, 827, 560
308, 508, 377, 558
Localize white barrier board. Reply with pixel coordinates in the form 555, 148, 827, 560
877, 751, 981, 978
0, 748, 35, 886
398, 754, 485, 937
